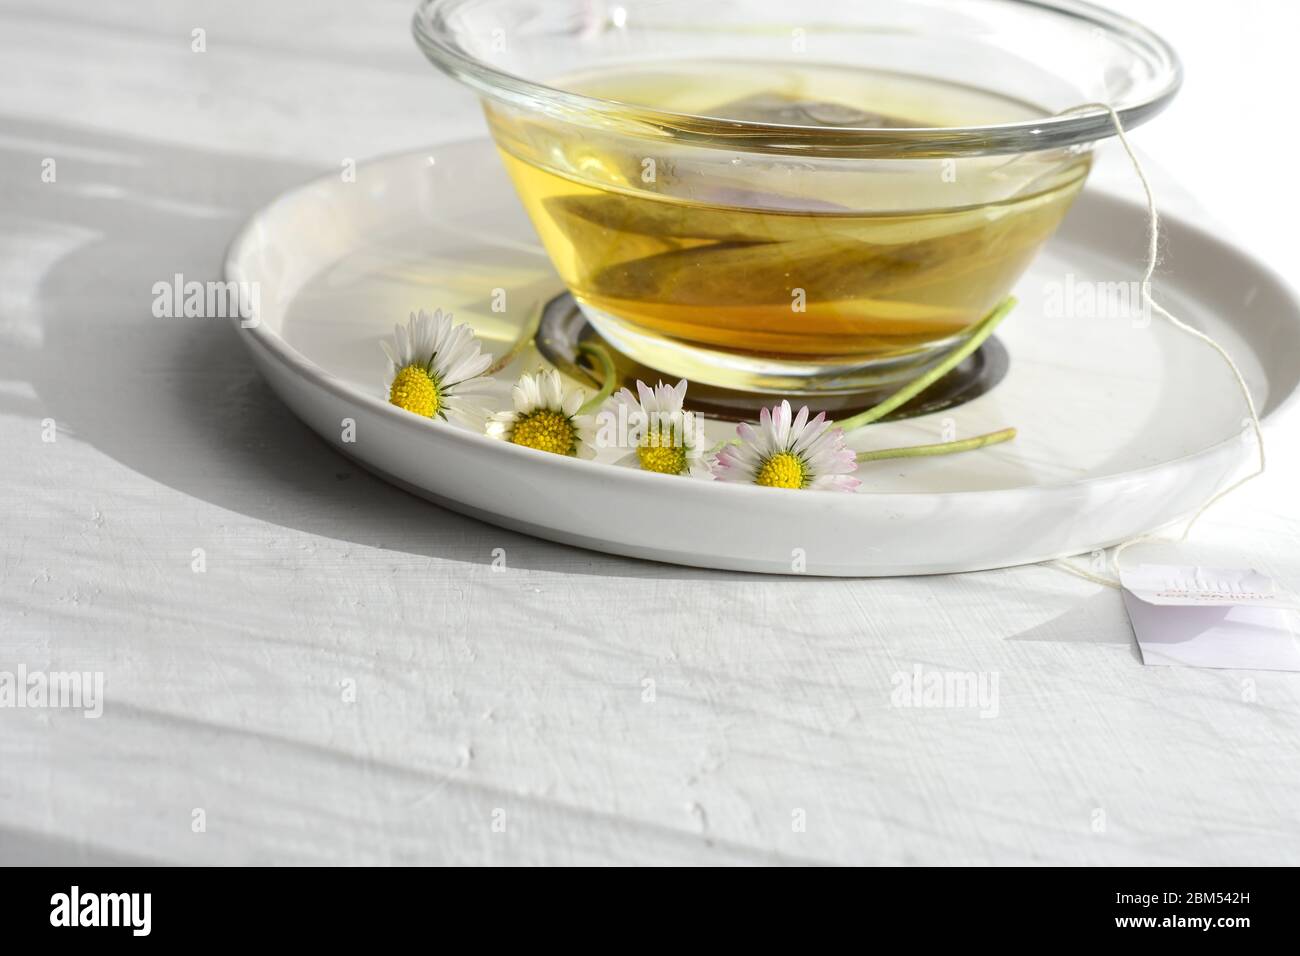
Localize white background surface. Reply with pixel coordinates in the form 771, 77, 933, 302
1, 0, 1298, 865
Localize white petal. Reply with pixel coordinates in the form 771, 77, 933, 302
512, 381, 533, 413
561, 388, 585, 418
773, 401, 794, 450
542, 369, 565, 409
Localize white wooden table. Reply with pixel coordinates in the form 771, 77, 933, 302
2, 0, 1298, 865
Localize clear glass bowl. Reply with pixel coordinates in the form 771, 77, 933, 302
413, 0, 1181, 395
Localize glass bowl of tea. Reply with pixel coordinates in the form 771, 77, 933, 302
413, 0, 1181, 395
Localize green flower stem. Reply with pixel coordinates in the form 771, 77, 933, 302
485, 298, 543, 376
856, 427, 1017, 463
834, 297, 1018, 433
576, 341, 618, 414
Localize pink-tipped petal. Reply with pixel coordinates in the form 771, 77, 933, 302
793, 405, 810, 433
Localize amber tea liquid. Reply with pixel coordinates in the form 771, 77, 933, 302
487, 62, 1090, 376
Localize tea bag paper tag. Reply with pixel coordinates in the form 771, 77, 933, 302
1121, 564, 1300, 609
1119, 564, 1300, 671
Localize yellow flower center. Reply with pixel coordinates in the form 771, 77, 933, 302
635, 424, 688, 475
637, 443, 687, 475
511, 408, 576, 456
755, 451, 806, 489
389, 364, 441, 418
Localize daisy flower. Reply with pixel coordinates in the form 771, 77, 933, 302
382, 308, 493, 426
487, 368, 596, 458
713, 400, 860, 492
604, 379, 711, 477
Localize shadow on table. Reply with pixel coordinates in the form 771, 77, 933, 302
0, 824, 160, 866
1002, 587, 1140, 660
0, 115, 759, 581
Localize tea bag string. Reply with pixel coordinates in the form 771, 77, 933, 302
1049, 103, 1267, 590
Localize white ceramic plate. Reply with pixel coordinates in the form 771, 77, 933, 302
225, 140, 1300, 575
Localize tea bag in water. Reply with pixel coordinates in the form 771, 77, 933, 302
582, 207, 1061, 308
704, 92, 925, 128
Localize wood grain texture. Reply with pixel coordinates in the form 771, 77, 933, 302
1, 0, 1298, 865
